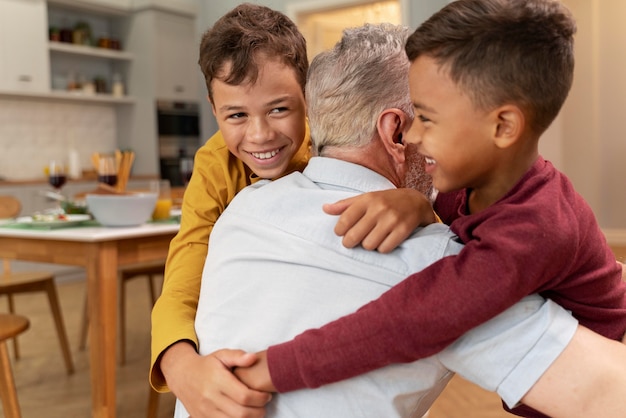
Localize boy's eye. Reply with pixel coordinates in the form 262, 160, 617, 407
417, 114, 431, 123
270, 107, 288, 114
228, 112, 246, 119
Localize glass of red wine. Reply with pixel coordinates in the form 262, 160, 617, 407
48, 160, 68, 192
97, 154, 118, 187
180, 157, 194, 186
47, 160, 68, 210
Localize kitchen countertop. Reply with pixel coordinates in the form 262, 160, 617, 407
0, 174, 158, 186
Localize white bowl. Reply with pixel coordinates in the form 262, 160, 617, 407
86, 193, 158, 227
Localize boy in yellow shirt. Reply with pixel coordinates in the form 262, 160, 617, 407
150, 4, 433, 417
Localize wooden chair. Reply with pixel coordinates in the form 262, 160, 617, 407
78, 261, 164, 365
0, 196, 74, 375
0, 313, 30, 418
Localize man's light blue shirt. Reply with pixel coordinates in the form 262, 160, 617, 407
175, 157, 577, 418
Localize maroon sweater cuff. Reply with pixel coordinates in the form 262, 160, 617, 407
267, 342, 306, 393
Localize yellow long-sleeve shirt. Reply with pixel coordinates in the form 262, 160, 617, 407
150, 129, 310, 390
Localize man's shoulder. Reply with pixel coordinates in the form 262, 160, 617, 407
400, 223, 463, 263
232, 171, 349, 210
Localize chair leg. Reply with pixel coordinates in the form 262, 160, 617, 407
6, 294, 19, 361
44, 280, 75, 375
148, 275, 157, 305
78, 292, 89, 351
146, 387, 160, 418
0, 340, 22, 418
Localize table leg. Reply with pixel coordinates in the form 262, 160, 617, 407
86, 242, 119, 418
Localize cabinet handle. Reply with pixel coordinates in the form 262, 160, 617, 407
18, 75, 33, 82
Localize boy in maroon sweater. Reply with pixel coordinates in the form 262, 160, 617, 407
234, 0, 626, 416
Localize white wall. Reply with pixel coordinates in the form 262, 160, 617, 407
559, 0, 626, 228
0, 98, 117, 180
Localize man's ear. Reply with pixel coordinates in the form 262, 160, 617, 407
492, 104, 524, 149
377, 109, 408, 164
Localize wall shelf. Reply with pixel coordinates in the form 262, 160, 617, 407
49, 41, 134, 61
0, 89, 134, 105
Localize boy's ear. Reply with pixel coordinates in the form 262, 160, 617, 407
378, 109, 407, 164
493, 104, 524, 149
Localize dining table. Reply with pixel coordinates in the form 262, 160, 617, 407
0, 220, 179, 418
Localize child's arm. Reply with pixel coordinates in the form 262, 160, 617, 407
324, 188, 436, 253
263, 202, 626, 393
150, 136, 246, 392
235, 326, 626, 418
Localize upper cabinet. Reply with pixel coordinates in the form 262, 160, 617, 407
0, 0, 50, 93
125, 7, 199, 103
0, 0, 198, 104
154, 11, 198, 102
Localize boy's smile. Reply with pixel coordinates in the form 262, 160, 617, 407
406, 55, 499, 197
211, 56, 307, 180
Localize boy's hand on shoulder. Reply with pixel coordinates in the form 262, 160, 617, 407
162, 343, 271, 417
234, 350, 276, 393
324, 188, 436, 253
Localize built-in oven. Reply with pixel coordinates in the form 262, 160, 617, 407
156, 100, 201, 186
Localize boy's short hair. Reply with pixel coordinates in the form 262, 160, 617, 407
198, 3, 308, 103
406, 0, 576, 136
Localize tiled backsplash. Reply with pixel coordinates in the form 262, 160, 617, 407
0, 97, 117, 180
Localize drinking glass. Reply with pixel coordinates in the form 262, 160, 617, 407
48, 160, 68, 192
180, 157, 194, 186
97, 154, 118, 187
149, 179, 172, 221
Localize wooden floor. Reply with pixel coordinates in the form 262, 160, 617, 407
0, 277, 514, 418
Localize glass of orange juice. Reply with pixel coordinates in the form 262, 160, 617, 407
149, 179, 172, 221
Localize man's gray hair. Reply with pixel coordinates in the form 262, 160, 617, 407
306, 23, 413, 155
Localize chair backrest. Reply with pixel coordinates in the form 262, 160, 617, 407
0, 195, 21, 219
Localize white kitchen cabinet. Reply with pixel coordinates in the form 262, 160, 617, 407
124, 7, 198, 102
153, 11, 199, 102
0, 0, 50, 93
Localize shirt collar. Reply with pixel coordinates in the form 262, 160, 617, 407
303, 156, 396, 193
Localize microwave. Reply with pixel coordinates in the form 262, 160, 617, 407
157, 100, 200, 137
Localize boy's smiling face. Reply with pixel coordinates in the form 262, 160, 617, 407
211, 55, 307, 179
405, 55, 498, 194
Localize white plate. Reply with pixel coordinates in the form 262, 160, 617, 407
15, 214, 92, 228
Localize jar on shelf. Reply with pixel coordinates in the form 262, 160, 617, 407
94, 76, 107, 94
60, 27, 73, 43
49, 26, 60, 42
112, 73, 124, 97
109, 37, 121, 50
73, 21, 92, 46
97, 34, 110, 49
